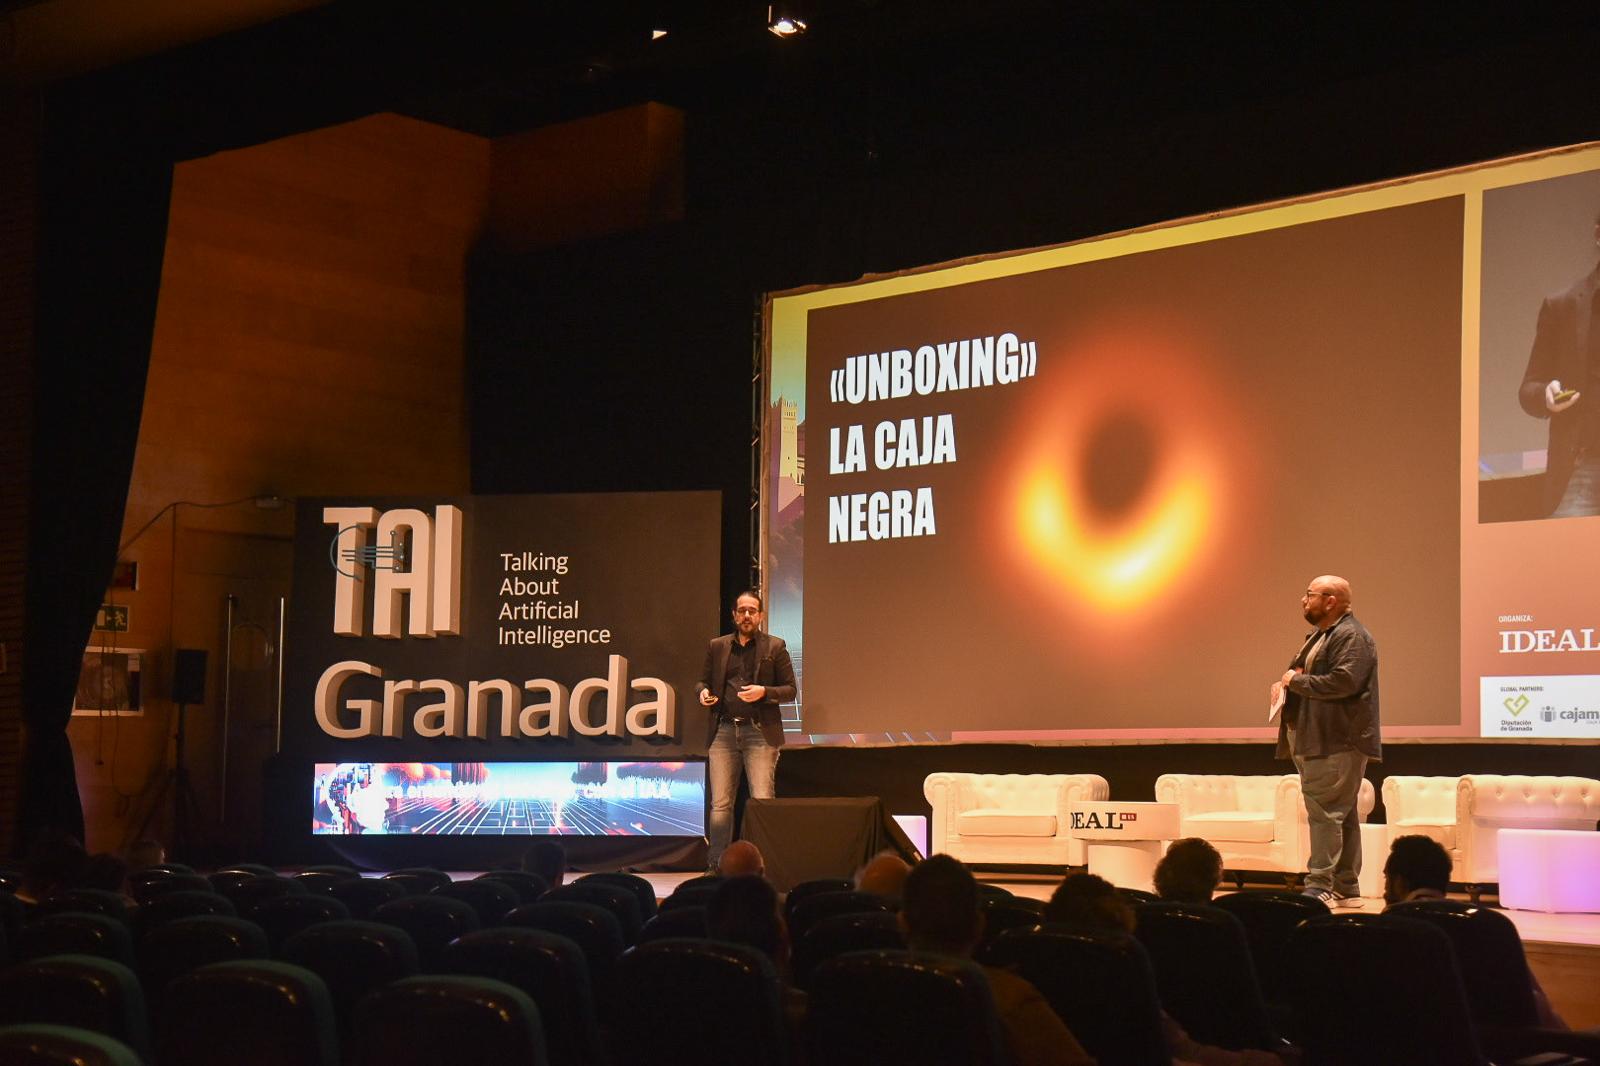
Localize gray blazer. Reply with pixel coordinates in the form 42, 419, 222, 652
694, 631, 796, 749
1275, 612, 1382, 760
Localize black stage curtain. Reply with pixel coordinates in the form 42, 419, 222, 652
20, 79, 173, 851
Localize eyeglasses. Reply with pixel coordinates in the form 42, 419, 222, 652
733, 607, 761, 616
1303, 590, 1332, 600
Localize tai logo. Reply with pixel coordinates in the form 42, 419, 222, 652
1503, 694, 1530, 717
323, 506, 463, 639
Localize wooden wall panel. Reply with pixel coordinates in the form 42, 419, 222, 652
489, 102, 684, 251
81, 112, 490, 855
64, 102, 686, 857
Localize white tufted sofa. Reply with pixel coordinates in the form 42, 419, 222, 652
923, 772, 1110, 866
1381, 774, 1600, 887
1153, 773, 1376, 877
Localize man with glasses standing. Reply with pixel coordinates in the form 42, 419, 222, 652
1271, 575, 1381, 906
695, 589, 795, 871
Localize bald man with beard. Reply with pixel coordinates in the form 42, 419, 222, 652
1271, 575, 1381, 907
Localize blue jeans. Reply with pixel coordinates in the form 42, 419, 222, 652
707, 718, 779, 868
1293, 748, 1368, 894
1551, 454, 1600, 518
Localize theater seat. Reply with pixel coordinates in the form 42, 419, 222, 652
576, 871, 659, 921
542, 882, 644, 945
1154, 773, 1375, 880
476, 870, 550, 905
1210, 889, 1327, 1028
357, 975, 548, 1066
370, 895, 480, 973
129, 870, 214, 905
792, 911, 905, 991
809, 949, 1006, 1066
1381, 898, 1600, 1062
985, 927, 1170, 1066
924, 772, 1110, 866
638, 905, 708, 943
328, 875, 408, 919
779, 878, 851, 925
613, 939, 788, 1066
279, 920, 419, 1039
433, 878, 523, 927
504, 901, 625, 1012
14, 913, 136, 967
139, 916, 270, 1020
0, 1023, 144, 1066
0, 955, 149, 1059
442, 927, 606, 1066
246, 894, 350, 954
158, 959, 338, 1066
134, 889, 236, 940
1381, 774, 1600, 890
1132, 901, 1282, 1053
787, 891, 894, 942
1286, 914, 1485, 1065
31, 890, 134, 927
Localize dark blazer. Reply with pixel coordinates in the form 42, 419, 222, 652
1518, 267, 1600, 513
1275, 612, 1381, 761
694, 631, 796, 749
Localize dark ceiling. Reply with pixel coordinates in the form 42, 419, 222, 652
56, 2, 1598, 172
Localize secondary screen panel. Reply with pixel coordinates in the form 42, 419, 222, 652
312, 761, 706, 836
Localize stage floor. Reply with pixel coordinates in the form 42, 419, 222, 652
548, 870, 1600, 948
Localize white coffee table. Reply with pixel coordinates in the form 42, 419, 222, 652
1497, 828, 1600, 913
1067, 800, 1181, 893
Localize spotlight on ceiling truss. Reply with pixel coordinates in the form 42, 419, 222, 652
767, 4, 807, 37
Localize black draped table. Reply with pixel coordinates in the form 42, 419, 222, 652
740, 796, 917, 892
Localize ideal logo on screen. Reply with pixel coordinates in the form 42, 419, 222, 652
324, 505, 463, 639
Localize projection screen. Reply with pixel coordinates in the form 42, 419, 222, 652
763, 144, 1600, 745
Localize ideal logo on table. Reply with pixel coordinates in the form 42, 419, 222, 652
1071, 811, 1138, 831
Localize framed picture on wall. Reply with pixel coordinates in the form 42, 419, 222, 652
72, 647, 145, 716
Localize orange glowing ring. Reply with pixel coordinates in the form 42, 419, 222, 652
1001, 327, 1242, 617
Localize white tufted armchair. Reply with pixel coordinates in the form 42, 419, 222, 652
1154, 773, 1375, 879
1381, 774, 1600, 891
923, 772, 1110, 866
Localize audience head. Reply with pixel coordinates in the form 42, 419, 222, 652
855, 851, 912, 902
81, 852, 129, 894
20, 833, 88, 902
1383, 834, 1452, 905
900, 853, 982, 956
717, 840, 766, 879
1153, 837, 1224, 903
126, 838, 167, 870
521, 839, 567, 886
1044, 873, 1136, 933
707, 874, 788, 966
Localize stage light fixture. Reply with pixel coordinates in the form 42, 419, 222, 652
767, 4, 807, 37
